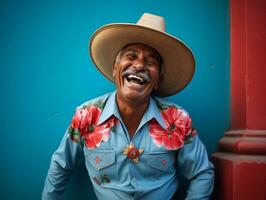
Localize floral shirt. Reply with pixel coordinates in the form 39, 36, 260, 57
42, 91, 214, 200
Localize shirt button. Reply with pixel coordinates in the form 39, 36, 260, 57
131, 177, 136, 182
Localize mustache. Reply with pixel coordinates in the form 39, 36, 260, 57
122, 67, 151, 83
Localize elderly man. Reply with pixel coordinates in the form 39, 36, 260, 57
42, 13, 214, 200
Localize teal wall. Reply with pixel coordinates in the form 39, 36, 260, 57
0, 0, 230, 199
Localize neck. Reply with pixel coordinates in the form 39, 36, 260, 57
116, 94, 149, 136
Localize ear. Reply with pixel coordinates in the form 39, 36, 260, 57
112, 64, 117, 78
154, 74, 163, 90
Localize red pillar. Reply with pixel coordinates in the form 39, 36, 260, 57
211, 0, 266, 200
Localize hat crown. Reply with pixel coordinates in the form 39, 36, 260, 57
137, 13, 165, 32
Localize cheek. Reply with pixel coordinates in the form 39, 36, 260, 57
113, 65, 124, 87
150, 71, 160, 88
113, 61, 132, 80
150, 69, 160, 81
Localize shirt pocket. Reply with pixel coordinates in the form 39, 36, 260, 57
146, 151, 175, 176
84, 147, 117, 184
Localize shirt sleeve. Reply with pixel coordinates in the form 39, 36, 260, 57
177, 135, 215, 200
42, 129, 83, 200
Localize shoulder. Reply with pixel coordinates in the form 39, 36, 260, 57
150, 96, 197, 149
68, 92, 116, 146
152, 95, 190, 117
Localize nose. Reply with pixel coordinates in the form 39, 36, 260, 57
132, 59, 145, 71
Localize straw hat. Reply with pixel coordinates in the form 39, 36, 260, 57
89, 13, 195, 96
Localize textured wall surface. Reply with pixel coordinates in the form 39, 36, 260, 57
0, 0, 229, 199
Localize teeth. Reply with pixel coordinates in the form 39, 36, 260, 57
127, 74, 144, 82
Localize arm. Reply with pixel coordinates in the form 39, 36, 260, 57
42, 130, 83, 200
178, 135, 215, 200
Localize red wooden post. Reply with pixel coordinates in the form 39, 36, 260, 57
211, 0, 266, 199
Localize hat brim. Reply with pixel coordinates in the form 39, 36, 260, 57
89, 23, 195, 97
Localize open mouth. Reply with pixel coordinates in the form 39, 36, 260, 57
126, 74, 145, 85
122, 68, 151, 86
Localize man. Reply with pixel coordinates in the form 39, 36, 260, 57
42, 13, 214, 200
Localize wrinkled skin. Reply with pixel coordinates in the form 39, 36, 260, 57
112, 43, 162, 136
113, 43, 162, 107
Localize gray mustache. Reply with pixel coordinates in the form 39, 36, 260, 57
122, 67, 151, 82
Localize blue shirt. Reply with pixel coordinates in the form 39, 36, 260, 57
42, 91, 214, 200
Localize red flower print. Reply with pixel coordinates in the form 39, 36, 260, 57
70, 105, 117, 148
106, 116, 119, 129
149, 106, 196, 150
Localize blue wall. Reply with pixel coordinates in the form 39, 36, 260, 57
0, 0, 230, 199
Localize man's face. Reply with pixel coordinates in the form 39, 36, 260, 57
113, 43, 161, 105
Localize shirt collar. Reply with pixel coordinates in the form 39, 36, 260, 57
98, 91, 122, 125
98, 91, 166, 129
138, 96, 166, 130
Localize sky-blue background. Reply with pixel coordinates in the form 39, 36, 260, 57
0, 0, 229, 199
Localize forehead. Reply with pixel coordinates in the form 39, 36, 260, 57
122, 43, 161, 58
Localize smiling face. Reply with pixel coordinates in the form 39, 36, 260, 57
113, 43, 162, 106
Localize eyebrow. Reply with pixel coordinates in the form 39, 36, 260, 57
124, 48, 160, 61
121, 47, 162, 73
123, 48, 138, 54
